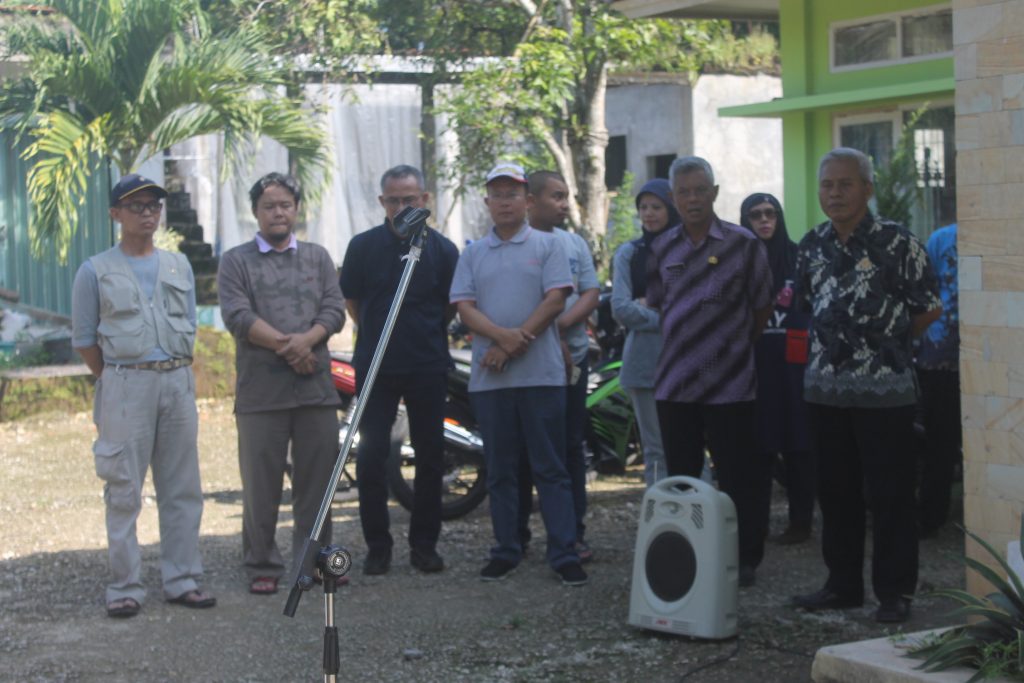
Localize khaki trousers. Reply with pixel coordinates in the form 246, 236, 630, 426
93, 365, 204, 604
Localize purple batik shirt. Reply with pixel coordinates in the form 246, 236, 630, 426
646, 217, 773, 405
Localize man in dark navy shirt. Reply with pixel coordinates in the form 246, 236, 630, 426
340, 164, 459, 575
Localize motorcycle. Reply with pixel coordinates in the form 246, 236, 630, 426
330, 350, 488, 520
585, 289, 641, 474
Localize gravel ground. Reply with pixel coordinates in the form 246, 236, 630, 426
0, 399, 967, 682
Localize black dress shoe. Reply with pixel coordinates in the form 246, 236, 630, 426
875, 597, 911, 623
410, 548, 445, 573
363, 548, 392, 575
791, 587, 863, 611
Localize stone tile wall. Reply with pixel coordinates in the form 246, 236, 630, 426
954, 0, 1024, 596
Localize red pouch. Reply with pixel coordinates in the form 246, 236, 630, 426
785, 329, 809, 364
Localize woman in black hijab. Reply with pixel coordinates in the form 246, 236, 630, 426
740, 193, 814, 545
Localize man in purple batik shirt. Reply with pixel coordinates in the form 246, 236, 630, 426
646, 156, 774, 588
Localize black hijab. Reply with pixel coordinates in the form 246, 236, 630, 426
740, 192, 796, 292
630, 179, 681, 298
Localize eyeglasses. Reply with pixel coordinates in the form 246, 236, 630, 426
118, 201, 163, 215
382, 196, 421, 208
748, 208, 776, 221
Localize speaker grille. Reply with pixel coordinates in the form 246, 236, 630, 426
645, 530, 697, 603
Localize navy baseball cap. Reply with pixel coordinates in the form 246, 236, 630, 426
110, 174, 168, 206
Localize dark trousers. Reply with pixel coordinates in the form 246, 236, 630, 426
471, 387, 577, 569
808, 403, 919, 603
917, 369, 961, 533
774, 449, 816, 529
656, 400, 771, 569
355, 372, 447, 554
518, 357, 589, 544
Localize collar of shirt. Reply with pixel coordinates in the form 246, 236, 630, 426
254, 232, 298, 253
663, 216, 725, 250
486, 222, 530, 247
824, 211, 875, 247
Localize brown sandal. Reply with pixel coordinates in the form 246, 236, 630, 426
106, 597, 141, 618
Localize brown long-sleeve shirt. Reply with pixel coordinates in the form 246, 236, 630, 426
218, 239, 345, 413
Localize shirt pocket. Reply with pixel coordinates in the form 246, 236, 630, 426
97, 316, 147, 358
161, 277, 193, 318
98, 273, 141, 317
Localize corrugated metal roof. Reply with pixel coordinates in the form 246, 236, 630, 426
0, 131, 113, 316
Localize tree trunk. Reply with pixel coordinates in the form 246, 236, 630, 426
572, 58, 608, 245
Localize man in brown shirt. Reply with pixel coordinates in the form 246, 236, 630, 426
218, 172, 345, 595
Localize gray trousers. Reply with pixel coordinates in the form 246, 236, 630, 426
93, 365, 204, 604
625, 387, 667, 487
236, 407, 338, 579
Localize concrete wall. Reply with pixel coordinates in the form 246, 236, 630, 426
605, 73, 783, 223
953, 0, 1024, 596
606, 81, 692, 186
693, 73, 784, 223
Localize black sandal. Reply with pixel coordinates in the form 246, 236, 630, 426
167, 589, 216, 609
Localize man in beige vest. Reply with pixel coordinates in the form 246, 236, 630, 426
72, 174, 214, 618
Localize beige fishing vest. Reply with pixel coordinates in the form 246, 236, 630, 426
90, 246, 195, 362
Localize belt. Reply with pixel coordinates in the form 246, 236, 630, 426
113, 358, 192, 372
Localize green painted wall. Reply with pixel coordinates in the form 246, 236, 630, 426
777, 0, 954, 234
0, 132, 113, 317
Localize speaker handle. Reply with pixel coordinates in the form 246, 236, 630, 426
655, 475, 716, 497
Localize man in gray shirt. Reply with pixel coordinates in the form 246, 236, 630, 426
518, 170, 600, 562
450, 162, 587, 586
218, 173, 346, 596
72, 174, 214, 618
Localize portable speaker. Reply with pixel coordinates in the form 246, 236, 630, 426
628, 475, 738, 639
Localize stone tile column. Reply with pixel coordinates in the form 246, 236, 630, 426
954, 0, 1024, 595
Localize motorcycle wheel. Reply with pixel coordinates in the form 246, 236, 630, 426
385, 409, 488, 520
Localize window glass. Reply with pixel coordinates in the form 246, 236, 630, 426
902, 9, 953, 58
834, 20, 897, 67
839, 120, 895, 169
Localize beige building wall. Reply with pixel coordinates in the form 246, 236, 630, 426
954, 0, 1024, 595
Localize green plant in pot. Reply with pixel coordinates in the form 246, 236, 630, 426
908, 521, 1024, 681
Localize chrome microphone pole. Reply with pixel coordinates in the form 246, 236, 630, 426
283, 206, 431, 682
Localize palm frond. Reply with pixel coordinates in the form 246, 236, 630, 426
23, 110, 109, 260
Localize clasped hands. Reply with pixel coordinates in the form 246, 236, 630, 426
276, 332, 317, 375
481, 327, 534, 373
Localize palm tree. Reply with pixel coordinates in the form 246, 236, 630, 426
0, 0, 331, 261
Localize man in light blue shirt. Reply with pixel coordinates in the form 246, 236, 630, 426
450, 162, 587, 585
518, 170, 600, 562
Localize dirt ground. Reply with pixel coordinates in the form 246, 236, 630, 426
0, 399, 967, 682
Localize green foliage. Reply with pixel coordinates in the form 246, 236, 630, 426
204, 0, 382, 75
0, 0, 331, 262
192, 327, 236, 399
597, 171, 637, 283
874, 106, 928, 232
152, 227, 183, 253
907, 521, 1024, 682
0, 326, 237, 422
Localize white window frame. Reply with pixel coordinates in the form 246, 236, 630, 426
831, 100, 955, 152
829, 3, 953, 73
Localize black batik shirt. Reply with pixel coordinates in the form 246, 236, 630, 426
795, 213, 940, 408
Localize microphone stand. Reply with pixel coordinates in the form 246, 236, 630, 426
283, 206, 431, 683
